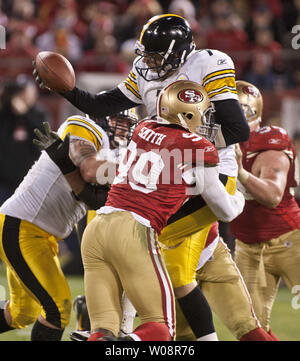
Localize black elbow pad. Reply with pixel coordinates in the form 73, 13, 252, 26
77, 183, 109, 210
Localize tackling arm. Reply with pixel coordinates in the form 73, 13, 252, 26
195, 165, 245, 222
236, 148, 290, 209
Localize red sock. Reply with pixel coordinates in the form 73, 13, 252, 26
268, 329, 280, 341
88, 331, 104, 341
130, 322, 170, 341
240, 327, 275, 341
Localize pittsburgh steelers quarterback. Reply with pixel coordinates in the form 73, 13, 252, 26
33, 13, 249, 340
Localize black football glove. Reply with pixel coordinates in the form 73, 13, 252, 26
33, 122, 76, 174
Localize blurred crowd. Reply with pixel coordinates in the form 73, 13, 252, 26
0, 0, 299, 90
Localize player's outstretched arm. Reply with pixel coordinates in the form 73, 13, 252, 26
195, 165, 245, 222
33, 122, 109, 209
32, 61, 138, 119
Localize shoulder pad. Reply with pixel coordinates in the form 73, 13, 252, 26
249, 126, 291, 152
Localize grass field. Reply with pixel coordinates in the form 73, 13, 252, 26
0, 265, 299, 341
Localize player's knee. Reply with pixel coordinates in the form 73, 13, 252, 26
43, 298, 72, 329
59, 298, 72, 328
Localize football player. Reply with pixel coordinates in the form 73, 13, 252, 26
33, 13, 249, 341
38, 80, 245, 341
74, 109, 139, 337
0, 114, 110, 340
175, 222, 276, 341
230, 81, 300, 340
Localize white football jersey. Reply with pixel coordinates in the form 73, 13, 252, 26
118, 49, 238, 176
0, 116, 109, 239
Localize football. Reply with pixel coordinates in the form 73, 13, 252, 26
35, 51, 75, 92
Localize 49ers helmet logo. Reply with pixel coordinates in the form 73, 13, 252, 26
178, 89, 203, 103
243, 85, 259, 97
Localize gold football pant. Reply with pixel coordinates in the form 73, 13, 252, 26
81, 211, 175, 338
234, 229, 300, 332
176, 239, 260, 340
0, 214, 71, 329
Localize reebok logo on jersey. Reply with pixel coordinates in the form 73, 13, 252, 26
217, 58, 227, 65
268, 138, 281, 144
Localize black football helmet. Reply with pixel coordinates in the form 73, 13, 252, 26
135, 14, 195, 81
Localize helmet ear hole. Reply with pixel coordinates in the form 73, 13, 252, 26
186, 113, 193, 120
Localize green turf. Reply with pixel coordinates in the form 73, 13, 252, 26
0, 264, 299, 341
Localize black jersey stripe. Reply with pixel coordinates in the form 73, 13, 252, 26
2, 216, 62, 328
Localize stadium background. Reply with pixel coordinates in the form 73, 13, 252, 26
0, 0, 299, 340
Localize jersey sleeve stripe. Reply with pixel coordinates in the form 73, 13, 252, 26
202, 73, 235, 87
67, 120, 103, 145
202, 69, 235, 83
126, 74, 139, 93
207, 87, 238, 98
207, 85, 237, 96
124, 81, 142, 100
130, 70, 136, 80
204, 77, 237, 95
67, 117, 103, 140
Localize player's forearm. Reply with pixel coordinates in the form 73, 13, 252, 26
61, 87, 138, 118
238, 170, 283, 208
64, 169, 86, 194
195, 166, 245, 222
64, 167, 109, 209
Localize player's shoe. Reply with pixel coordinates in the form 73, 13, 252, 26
70, 330, 91, 341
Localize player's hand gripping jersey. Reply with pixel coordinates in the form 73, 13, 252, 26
231, 126, 300, 243
100, 118, 219, 234
0, 115, 109, 239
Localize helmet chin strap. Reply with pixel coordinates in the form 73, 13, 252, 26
248, 117, 261, 129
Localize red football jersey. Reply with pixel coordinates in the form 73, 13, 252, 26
230, 126, 300, 244
106, 119, 219, 234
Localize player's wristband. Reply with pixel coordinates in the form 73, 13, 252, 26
238, 168, 250, 183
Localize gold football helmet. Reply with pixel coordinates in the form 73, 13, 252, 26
236, 80, 263, 125
157, 80, 219, 141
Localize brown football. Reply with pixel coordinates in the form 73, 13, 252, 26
35, 51, 75, 92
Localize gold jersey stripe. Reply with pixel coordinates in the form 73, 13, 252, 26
139, 13, 185, 42
67, 117, 103, 140
130, 70, 136, 80
207, 85, 237, 96
202, 69, 235, 84
62, 124, 101, 151
124, 81, 142, 100
202, 73, 236, 87
204, 76, 236, 94
207, 88, 237, 98
126, 74, 139, 93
